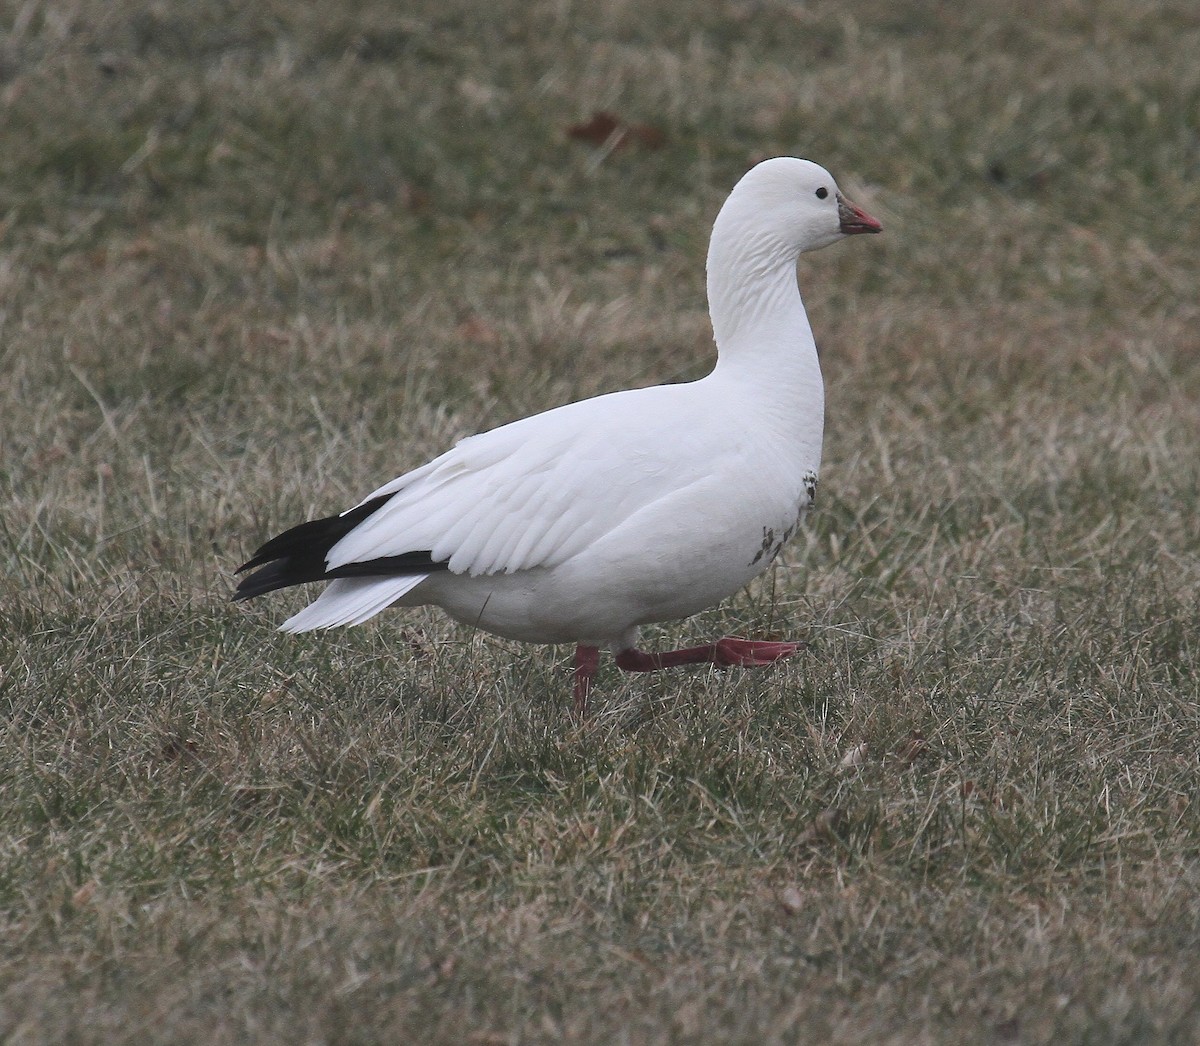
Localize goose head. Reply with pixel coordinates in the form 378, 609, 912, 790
706, 157, 882, 350
713, 156, 882, 258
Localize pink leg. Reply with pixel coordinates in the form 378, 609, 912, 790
614, 637, 802, 673
573, 644, 600, 714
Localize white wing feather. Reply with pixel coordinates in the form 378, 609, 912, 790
326, 385, 715, 578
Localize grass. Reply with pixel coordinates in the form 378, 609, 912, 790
2, 0, 1199, 1041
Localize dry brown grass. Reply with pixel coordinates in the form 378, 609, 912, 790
2, 0, 1199, 1042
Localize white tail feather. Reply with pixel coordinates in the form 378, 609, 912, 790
280, 575, 428, 633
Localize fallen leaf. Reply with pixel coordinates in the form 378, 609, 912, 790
566, 111, 665, 151
456, 315, 501, 346
896, 731, 927, 765
566, 110, 622, 147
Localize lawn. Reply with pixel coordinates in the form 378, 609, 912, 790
2, 0, 1199, 1042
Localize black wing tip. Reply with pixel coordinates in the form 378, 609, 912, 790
232, 553, 446, 604
230, 573, 276, 601
231, 559, 303, 602
231, 491, 448, 604
230, 495, 399, 598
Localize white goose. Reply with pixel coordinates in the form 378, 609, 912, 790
234, 157, 881, 710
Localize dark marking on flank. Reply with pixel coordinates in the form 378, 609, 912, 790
804, 470, 818, 507
748, 473, 819, 568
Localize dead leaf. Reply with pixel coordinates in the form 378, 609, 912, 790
896, 731, 927, 765
456, 315, 501, 346
566, 110, 622, 147
566, 111, 665, 151
71, 881, 97, 908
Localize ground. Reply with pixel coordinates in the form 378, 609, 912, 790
1, 0, 1199, 1042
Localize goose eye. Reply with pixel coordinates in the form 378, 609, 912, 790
815, 187, 829, 200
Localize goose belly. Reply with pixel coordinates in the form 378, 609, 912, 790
401, 475, 814, 645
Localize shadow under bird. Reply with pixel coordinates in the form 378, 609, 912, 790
233, 156, 882, 711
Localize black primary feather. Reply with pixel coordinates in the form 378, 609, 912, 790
232, 493, 448, 602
